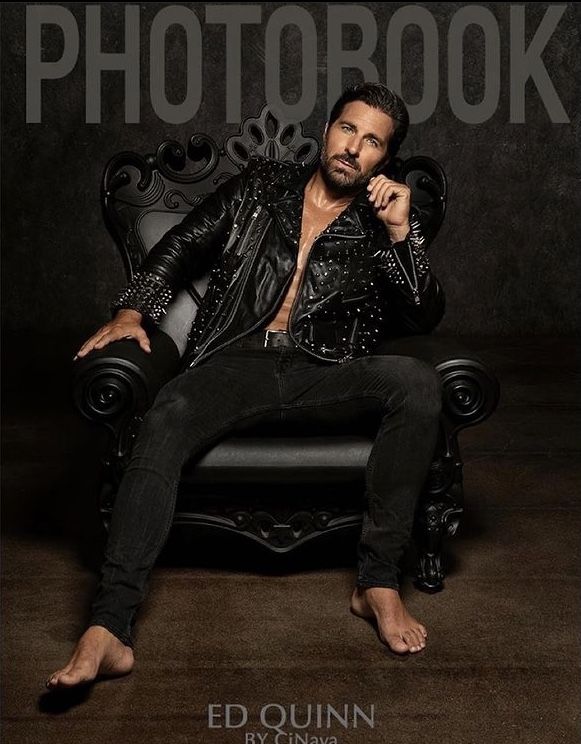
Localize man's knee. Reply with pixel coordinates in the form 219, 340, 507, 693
145, 369, 209, 424
134, 382, 204, 455
370, 355, 443, 418
401, 357, 442, 417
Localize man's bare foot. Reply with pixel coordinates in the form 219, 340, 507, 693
350, 586, 427, 654
45, 625, 134, 690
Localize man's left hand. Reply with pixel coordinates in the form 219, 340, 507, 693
367, 174, 411, 242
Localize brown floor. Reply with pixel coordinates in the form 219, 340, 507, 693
2, 335, 580, 744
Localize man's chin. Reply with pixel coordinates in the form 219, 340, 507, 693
325, 169, 365, 193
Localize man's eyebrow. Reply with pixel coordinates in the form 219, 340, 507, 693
338, 119, 385, 146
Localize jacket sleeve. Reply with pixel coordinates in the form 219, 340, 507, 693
373, 207, 446, 334
109, 158, 257, 325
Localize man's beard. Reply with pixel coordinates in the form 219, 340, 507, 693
319, 142, 379, 196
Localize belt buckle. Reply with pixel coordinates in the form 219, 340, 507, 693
264, 329, 287, 348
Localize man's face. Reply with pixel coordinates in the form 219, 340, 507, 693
320, 100, 394, 195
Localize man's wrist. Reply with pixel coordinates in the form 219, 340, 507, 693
115, 308, 143, 323
385, 222, 411, 244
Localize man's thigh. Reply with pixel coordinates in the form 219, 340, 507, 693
280, 352, 441, 432
144, 346, 284, 435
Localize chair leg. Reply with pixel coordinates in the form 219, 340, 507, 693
413, 446, 465, 593
413, 501, 448, 592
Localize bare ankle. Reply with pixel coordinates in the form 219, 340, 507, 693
86, 624, 132, 649
358, 586, 401, 601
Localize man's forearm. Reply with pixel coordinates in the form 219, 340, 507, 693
107, 158, 258, 327
375, 212, 429, 301
374, 211, 445, 333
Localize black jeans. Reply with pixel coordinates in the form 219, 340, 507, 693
89, 331, 442, 648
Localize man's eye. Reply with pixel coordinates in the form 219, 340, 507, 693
342, 125, 352, 132
368, 139, 378, 147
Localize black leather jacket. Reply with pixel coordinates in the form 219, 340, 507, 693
111, 155, 446, 370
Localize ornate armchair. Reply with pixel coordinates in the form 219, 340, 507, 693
72, 106, 500, 592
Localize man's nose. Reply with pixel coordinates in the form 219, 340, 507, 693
346, 140, 361, 156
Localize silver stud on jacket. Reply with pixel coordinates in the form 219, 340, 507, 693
110, 270, 174, 324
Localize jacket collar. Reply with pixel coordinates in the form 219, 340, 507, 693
265, 158, 374, 247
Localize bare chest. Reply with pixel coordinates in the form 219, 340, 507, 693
296, 200, 347, 268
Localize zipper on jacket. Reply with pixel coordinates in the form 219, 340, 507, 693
184, 197, 255, 357
401, 242, 421, 306
192, 264, 299, 366
188, 206, 269, 365
222, 191, 251, 254
191, 215, 313, 367
376, 240, 422, 305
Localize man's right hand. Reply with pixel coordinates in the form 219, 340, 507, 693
73, 309, 151, 360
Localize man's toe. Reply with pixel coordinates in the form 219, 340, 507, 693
46, 667, 69, 688
410, 628, 425, 648
384, 633, 410, 654
402, 629, 421, 651
54, 670, 87, 688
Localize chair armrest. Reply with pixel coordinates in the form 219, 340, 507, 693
375, 335, 501, 431
71, 327, 180, 424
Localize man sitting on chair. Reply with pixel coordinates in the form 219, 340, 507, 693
47, 82, 446, 690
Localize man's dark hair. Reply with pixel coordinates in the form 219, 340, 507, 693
328, 82, 410, 160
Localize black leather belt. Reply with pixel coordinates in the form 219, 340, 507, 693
232, 329, 297, 350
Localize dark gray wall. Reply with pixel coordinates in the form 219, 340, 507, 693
2, 2, 580, 341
